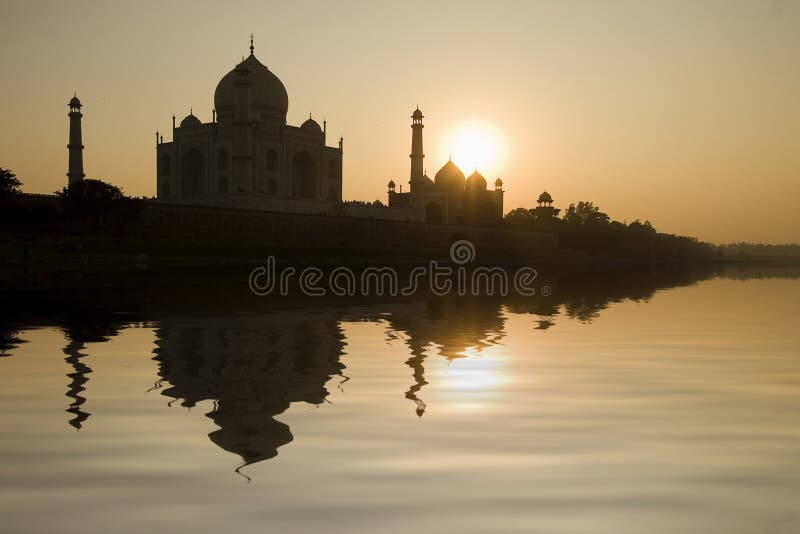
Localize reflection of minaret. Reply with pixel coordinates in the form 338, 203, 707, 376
59, 312, 123, 430
387, 297, 506, 416
409, 107, 425, 209
404, 346, 428, 417
67, 94, 85, 185
63, 339, 92, 430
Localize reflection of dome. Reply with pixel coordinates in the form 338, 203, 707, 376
180, 113, 202, 128
301, 116, 322, 133
69, 95, 82, 108
412, 107, 423, 119
466, 170, 487, 191
538, 191, 553, 204
434, 159, 465, 188
214, 54, 289, 119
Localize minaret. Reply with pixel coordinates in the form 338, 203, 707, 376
67, 94, 85, 185
409, 107, 425, 208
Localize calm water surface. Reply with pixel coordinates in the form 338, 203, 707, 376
1, 268, 799, 533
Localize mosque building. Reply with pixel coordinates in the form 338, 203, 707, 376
387, 107, 504, 225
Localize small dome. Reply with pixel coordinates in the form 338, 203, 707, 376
495, 178, 503, 187
180, 113, 202, 128
301, 116, 322, 133
412, 107, 423, 119
387, 179, 396, 188
538, 191, 553, 204
69, 95, 82, 108
434, 159, 465, 188
466, 170, 487, 191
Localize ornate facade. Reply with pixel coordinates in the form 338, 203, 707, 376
156, 38, 342, 205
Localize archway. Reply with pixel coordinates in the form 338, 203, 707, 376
292, 151, 316, 199
425, 201, 443, 224
181, 149, 204, 196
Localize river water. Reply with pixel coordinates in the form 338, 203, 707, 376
1, 266, 798, 533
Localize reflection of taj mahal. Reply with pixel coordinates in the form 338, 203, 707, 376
154, 38, 503, 225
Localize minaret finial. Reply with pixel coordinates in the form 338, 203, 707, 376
250, 34, 254, 55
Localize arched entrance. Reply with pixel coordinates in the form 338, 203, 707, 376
292, 151, 316, 199
181, 149, 204, 196
425, 201, 443, 224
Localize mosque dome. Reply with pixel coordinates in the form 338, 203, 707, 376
434, 159, 465, 188
538, 191, 553, 204
387, 179, 396, 188
495, 177, 503, 188
301, 116, 322, 133
214, 53, 289, 120
465, 170, 487, 191
69, 95, 82, 108
180, 113, 202, 128
412, 107, 423, 119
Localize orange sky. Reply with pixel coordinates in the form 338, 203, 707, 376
0, 0, 798, 243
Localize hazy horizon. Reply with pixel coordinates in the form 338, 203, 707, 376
1, 0, 798, 244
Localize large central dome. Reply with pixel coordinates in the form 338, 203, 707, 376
434, 159, 465, 188
214, 53, 288, 120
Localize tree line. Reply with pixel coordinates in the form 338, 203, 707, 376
504, 200, 717, 261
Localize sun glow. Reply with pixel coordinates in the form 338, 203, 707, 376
440, 123, 506, 177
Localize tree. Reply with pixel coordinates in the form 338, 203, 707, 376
57, 178, 129, 216
0, 168, 22, 195
562, 201, 610, 226
504, 207, 536, 227
58, 179, 124, 201
629, 219, 656, 233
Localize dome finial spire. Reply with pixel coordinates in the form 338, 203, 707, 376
250, 34, 254, 56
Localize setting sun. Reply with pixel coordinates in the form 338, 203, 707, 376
440, 123, 506, 178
